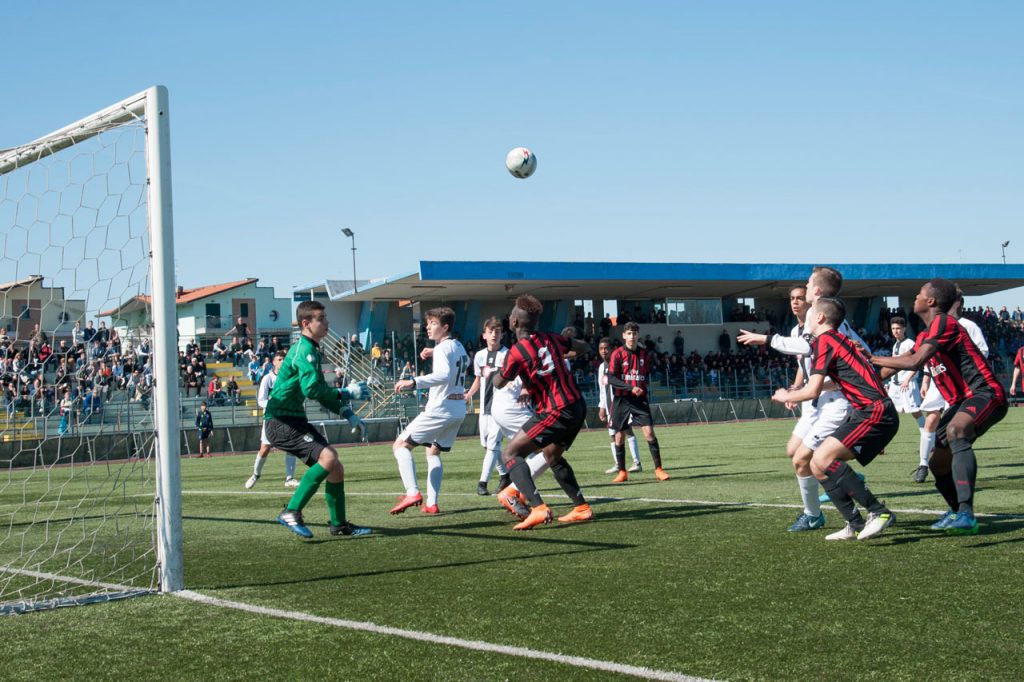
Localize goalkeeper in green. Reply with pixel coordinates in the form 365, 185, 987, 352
267, 300, 371, 538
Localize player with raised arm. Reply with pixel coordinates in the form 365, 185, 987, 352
772, 298, 899, 541
464, 318, 512, 496
596, 338, 641, 474
887, 317, 931, 483
245, 351, 300, 489
489, 295, 594, 530
267, 300, 371, 539
872, 279, 1007, 535
391, 307, 469, 515
607, 322, 669, 482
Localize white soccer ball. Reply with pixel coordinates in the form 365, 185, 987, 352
505, 147, 537, 179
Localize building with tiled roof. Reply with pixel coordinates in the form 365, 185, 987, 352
0, 275, 86, 341
102, 278, 293, 350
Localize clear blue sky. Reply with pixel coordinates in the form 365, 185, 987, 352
4, 2, 1022, 309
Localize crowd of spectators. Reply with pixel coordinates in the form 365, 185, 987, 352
179, 331, 288, 406
1, 321, 154, 433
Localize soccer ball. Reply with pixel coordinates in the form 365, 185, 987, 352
505, 147, 537, 179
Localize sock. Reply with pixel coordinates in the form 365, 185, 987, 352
507, 456, 542, 507
393, 447, 418, 495
627, 435, 641, 466
550, 457, 585, 505
480, 448, 501, 484
614, 443, 626, 471
324, 480, 346, 526
932, 470, 958, 510
527, 453, 550, 479
798, 475, 821, 517
286, 463, 330, 512
285, 454, 297, 479
919, 431, 935, 467
495, 455, 507, 476
950, 438, 977, 515
425, 453, 442, 506
648, 438, 663, 469
824, 460, 885, 520
609, 441, 618, 464
253, 454, 267, 477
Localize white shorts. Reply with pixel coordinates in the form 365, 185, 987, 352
399, 411, 465, 452
479, 413, 504, 450
919, 381, 947, 413
888, 381, 922, 414
491, 407, 533, 441
793, 392, 849, 451
260, 422, 271, 447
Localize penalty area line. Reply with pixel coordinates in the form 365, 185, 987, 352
173, 589, 717, 682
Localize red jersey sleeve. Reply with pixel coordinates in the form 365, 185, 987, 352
1015, 347, 1024, 371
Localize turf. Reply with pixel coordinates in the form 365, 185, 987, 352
3, 409, 1024, 681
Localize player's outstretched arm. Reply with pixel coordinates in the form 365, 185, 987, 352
773, 374, 825, 404
871, 344, 937, 373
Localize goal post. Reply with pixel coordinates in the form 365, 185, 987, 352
0, 86, 182, 612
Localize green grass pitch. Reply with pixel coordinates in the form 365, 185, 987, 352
3, 409, 1023, 681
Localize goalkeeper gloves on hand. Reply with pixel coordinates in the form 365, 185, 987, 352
340, 381, 371, 401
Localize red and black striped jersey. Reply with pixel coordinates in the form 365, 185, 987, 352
1014, 347, 1024, 373
915, 314, 1005, 404
500, 332, 582, 415
809, 329, 887, 410
607, 346, 650, 397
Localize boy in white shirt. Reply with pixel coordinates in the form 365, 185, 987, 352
391, 307, 469, 515
464, 317, 513, 495
245, 351, 299, 489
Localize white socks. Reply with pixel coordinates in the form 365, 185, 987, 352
252, 454, 267, 477
920, 431, 935, 467
798, 475, 821, 517
480, 448, 502, 483
284, 454, 297, 479
627, 435, 641, 466
425, 453, 443, 506
394, 447, 419, 495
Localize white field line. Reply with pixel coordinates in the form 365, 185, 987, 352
176, 489, 1024, 519
173, 589, 717, 682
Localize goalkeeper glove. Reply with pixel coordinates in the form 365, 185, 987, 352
340, 381, 371, 401
346, 413, 366, 440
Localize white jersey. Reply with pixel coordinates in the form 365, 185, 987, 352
257, 370, 276, 409
416, 338, 469, 416
597, 361, 613, 411
890, 337, 917, 385
473, 346, 511, 416
956, 317, 989, 358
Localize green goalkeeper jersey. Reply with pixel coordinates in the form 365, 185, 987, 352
264, 334, 347, 420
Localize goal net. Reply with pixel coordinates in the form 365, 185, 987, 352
0, 87, 182, 614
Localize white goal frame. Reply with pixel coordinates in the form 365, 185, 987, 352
0, 86, 183, 594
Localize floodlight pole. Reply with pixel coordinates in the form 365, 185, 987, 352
342, 228, 357, 293
1002, 241, 1010, 265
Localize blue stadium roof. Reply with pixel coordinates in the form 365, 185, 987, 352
316, 261, 1024, 302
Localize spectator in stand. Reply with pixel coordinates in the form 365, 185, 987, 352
136, 338, 151, 366
268, 336, 282, 355
254, 339, 269, 362
208, 373, 224, 406
228, 336, 243, 366
718, 328, 731, 353
229, 316, 251, 343
95, 321, 109, 348
212, 337, 228, 362
58, 388, 74, 436
1012, 307, 1023, 324
82, 386, 103, 422
247, 355, 262, 384
184, 364, 201, 397
371, 342, 382, 367
349, 334, 364, 352
226, 376, 240, 405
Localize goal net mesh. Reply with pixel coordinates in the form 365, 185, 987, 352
0, 102, 165, 613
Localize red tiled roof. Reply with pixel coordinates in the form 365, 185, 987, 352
100, 278, 259, 317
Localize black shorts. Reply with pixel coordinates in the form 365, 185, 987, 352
831, 399, 899, 467
611, 395, 653, 431
265, 416, 329, 466
197, 428, 212, 440
524, 401, 587, 451
936, 393, 1008, 449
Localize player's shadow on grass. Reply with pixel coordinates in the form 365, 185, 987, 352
880, 517, 1024, 548
566, 503, 747, 526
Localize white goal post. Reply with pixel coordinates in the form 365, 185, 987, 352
0, 86, 182, 612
